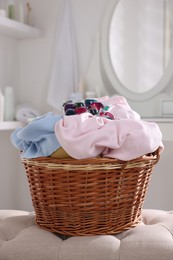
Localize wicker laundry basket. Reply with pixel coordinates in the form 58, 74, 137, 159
22, 148, 160, 236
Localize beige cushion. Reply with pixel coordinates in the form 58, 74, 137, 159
0, 209, 173, 260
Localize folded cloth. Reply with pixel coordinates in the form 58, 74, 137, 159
15, 104, 41, 123
11, 112, 62, 158
55, 96, 163, 161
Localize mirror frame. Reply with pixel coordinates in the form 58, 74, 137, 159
101, 0, 173, 101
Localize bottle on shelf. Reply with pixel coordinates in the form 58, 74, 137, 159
0, 88, 4, 122
8, 0, 15, 20
0, 9, 6, 17
26, 2, 32, 26
18, 0, 24, 23
4, 86, 15, 121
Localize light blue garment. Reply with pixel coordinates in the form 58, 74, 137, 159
11, 112, 62, 158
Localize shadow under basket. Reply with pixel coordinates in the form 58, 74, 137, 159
22, 148, 160, 236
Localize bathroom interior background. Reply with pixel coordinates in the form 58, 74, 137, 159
0, 0, 173, 211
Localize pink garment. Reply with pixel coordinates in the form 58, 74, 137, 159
97, 96, 140, 120
54, 96, 163, 161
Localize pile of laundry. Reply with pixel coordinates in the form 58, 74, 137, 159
11, 96, 163, 161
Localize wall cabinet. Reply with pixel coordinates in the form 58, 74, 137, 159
0, 17, 41, 130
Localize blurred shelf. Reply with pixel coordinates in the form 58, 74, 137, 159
0, 17, 41, 38
143, 117, 173, 123
0, 121, 23, 130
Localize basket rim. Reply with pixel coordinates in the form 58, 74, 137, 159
22, 148, 160, 171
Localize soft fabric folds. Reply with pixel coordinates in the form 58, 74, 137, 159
47, 0, 79, 111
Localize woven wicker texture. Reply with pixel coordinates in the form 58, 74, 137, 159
22, 149, 160, 236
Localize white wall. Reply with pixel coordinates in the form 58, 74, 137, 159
0, 0, 172, 211
0, 130, 32, 210
0, 35, 18, 93
144, 141, 173, 210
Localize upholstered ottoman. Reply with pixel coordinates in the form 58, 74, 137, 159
0, 209, 173, 260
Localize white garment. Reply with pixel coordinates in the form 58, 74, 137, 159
15, 104, 41, 123
47, 0, 79, 111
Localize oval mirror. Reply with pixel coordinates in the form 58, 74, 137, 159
101, 0, 173, 101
